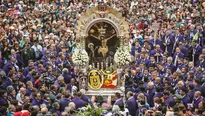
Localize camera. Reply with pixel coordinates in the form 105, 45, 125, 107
41, 73, 48, 77
44, 77, 54, 85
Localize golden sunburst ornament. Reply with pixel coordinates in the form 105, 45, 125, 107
90, 29, 95, 34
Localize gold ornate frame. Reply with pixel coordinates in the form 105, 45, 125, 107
76, 3, 129, 49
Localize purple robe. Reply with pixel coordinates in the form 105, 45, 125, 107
71, 97, 85, 109
193, 97, 203, 108
60, 98, 71, 111
161, 34, 173, 56
126, 96, 137, 116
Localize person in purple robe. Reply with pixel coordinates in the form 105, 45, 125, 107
149, 36, 162, 50
56, 52, 66, 66
201, 81, 205, 98
146, 82, 155, 107
50, 102, 61, 116
188, 62, 196, 73
60, 91, 71, 112
163, 91, 175, 106
150, 45, 164, 63
62, 68, 72, 84
193, 78, 201, 91
113, 92, 124, 111
187, 84, 195, 102
2, 56, 16, 75
180, 88, 191, 108
172, 28, 184, 54
154, 86, 163, 98
181, 67, 188, 81
135, 85, 149, 99
192, 40, 202, 65
54, 76, 66, 88
31, 92, 43, 108
11, 49, 24, 68
126, 91, 137, 116
197, 55, 205, 70
173, 47, 184, 66
162, 31, 174, 56
131, 41, 142, 56
26, 81, 33, 96
71, 92, 86, 110
26, 67, 36, 84
195, 67, 203, 80
0, 90, 9, 108
41, 51, 50, 66
193, 91, 203, 109
179, 42, 189, 58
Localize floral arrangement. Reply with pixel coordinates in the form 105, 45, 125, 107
72, 49, 89, 66
77, 105, 103, 116
114, 46, 132, 67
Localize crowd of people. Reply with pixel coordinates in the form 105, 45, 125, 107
0, 0, 205, 116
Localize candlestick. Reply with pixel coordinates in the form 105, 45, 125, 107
101, 62, 104, 70
97, 62, 100, 70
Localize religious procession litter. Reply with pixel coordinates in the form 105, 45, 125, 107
0, 0, 205, 116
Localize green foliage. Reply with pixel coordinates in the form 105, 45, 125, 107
77, 105, 103, 116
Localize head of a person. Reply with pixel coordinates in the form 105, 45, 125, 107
33, 40, 38, 46
199, 55, 204, 61
155, 77, 161, 84
34, 92, 42, 101
163, 90, 170, 99
26, 81, 33, 89
40, 107, 48, 115
52, 102, 60, 110
150, 56, 155, 62
20, 87, 27, 95
115, 92, 121, 100
147, 82, 154, 89
194, 91, 201, 99
0, 90, 7, 97
61, 112, 69, 116
177, 81, 184, 88
179, 88, 187, 96
156, 45, 161, 51
175, 47, 180, 53
126, 91, 133, 98
181, 67, 187, 73
193, 78, 200, 86
167, 57, 173, 64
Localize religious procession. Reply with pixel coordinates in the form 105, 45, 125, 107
0, 0, 205, 116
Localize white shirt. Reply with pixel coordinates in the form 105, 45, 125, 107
16, 93, 23, 105
31, 45, 42, 52
120, 108, 130, 116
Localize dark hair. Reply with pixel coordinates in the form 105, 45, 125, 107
8, 66, 14, 71
64, 91, 71, 98
23, 103, 31, 110
156, 86, 161, 92
181, 87, 187, 93
29, 67, 34, 71
0, 106, 7, 115
115, 92, 121, 98
194, 78, 201, 85
0, 90, 6, 96
70, 109, 76, 115
139, 85, 146, 92
188, 84, 194, 90
163, 90, 170, 96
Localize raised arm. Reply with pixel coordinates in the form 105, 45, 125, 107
90, 34, 100, 40
106, 34, 116, 41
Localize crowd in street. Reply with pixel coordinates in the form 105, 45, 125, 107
0, 0, 205, 116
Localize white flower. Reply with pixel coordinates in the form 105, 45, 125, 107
72, 49, 89, 66
114, 46, 132, 67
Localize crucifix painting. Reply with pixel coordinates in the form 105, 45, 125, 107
86, 22, 120, 65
